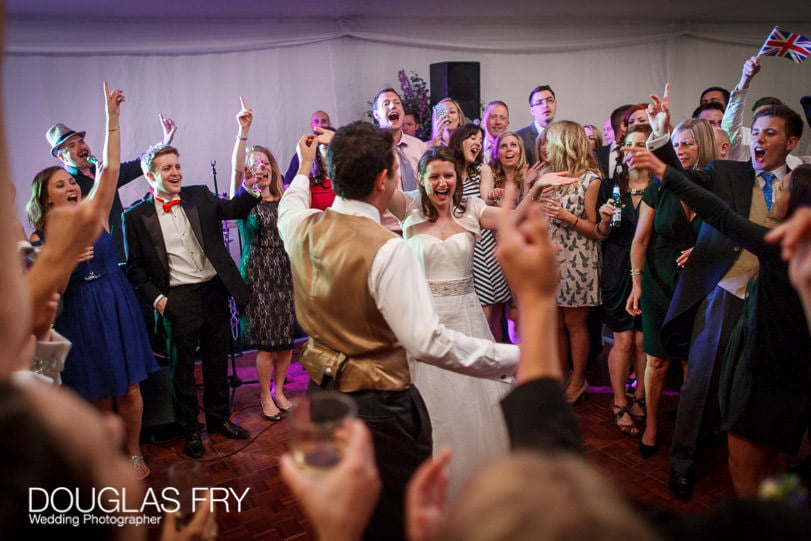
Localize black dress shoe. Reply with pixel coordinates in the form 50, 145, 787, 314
668, 469, 693, 500
184, 433, 204, 458
209, 420, 250, 440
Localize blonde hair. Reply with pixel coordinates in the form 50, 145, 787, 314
434, 452, 660, 541
431, 98, 467, 142
672, 118, 718, 170
544, 121, 601, 179
489, 132, 527, 190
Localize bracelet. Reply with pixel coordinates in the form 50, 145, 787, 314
595, 222, 608, 236
108, 128, 120, 132
237, 136, 248, 141
629, 268, 643, 276
572, 216, 579, 228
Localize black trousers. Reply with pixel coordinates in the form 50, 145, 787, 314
670, 285, 744, 476
309, 380, 432, 541
163, 278, 231, 435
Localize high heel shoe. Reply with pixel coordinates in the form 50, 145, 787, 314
565, 379, 589, 404
629, 396, 647, 422
639, 436, 659, 458
272, 393, 293, 413
260, 397, 282, 421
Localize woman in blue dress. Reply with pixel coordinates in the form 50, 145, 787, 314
26, 83, 158, 479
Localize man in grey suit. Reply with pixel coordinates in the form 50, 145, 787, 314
516, 85, 557, 165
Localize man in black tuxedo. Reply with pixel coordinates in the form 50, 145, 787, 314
123, 144, 259, 458
595, 104, 632, 182
634, 92, 802, 499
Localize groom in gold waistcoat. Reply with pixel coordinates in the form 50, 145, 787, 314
278, 122, 518, 541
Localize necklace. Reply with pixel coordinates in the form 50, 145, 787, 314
437, 216, 453, 235
628, 187, 646, 196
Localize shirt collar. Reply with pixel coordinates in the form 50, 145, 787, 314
757, 164, 789, 181
533, 122, 547, 136
331, 197, 381, 224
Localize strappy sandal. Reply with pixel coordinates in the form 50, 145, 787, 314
611, 403, 640, 437
629, 396, 647, 422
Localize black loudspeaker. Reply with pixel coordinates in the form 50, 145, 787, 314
430, 62, 481, 122
140, 365, 176, 429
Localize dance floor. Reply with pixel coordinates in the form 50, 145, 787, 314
140, 344, 743, 540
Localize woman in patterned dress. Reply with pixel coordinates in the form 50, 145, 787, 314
539, 121, 604, 403
230, 99, 295, 421
449, 124, 511, 340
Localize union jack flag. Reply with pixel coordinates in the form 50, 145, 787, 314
757, 27, 811, 64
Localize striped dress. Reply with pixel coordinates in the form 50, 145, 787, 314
462, 165, 511, 305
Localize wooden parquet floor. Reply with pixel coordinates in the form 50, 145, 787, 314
139, 343, 762, 540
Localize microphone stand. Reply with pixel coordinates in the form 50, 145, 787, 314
209, 160, 255, 404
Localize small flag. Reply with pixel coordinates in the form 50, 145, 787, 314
757, 26, 811, 64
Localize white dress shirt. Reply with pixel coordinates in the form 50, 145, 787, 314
278, 174, 518, 381
155, 197, 217, 287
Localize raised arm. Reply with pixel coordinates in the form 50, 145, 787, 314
723, 57, 760, 160
661, 166, 775, 258
85, 81, 123, 230
479, 172, 577, 230
230, 97, 252, 198
386, 188, 409, 222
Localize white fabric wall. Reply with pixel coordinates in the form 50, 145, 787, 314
5, 29, 810, 230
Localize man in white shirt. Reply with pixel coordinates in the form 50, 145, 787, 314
517, 85, 557, 165
278, 122, 517, 540
124, 144, 259, 458
370, 88, 426, 232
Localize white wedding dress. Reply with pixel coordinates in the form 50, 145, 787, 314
401, 192, 511, 498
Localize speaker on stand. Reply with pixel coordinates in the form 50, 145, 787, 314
430, 62, 481, 122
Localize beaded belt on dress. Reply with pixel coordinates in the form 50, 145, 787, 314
428, 277, 475, 296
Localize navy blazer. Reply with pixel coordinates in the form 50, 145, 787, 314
516, 124, 539, 165
653, 142, 755, 352
123, 185, 259, 309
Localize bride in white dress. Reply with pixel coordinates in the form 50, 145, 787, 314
388, 145, 575, 497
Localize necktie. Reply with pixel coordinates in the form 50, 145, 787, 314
761, 172, 775, 211
395, 146, 417, 191
612, 146, 622, 180
156, 196, 181, 213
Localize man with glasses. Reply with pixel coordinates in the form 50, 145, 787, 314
517, 85, 557, 165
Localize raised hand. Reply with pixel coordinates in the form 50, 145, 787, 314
236, 96, 253, 132
296, 134, 319, 176
647, 82, 671, 137
279, 419, 381, 541
496, 182, 559, 301
523, 162, 542, 186
103, 81, 125, 119
405, 448, 452, 541
623, 147, 667, 178
738, 56, 761, 90
160, 113, 178, 145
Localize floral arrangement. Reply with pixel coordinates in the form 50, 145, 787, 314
397, 70, 431, 139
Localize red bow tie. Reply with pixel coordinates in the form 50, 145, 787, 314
155, 196, 181, 212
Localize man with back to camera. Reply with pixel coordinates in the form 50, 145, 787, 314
517, 85, 557, 165
123, 144, 259, 459
595, 104, 633, 182
278, 122, 517, 540
482, 100, 510, 163
46, 114, 176, 261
